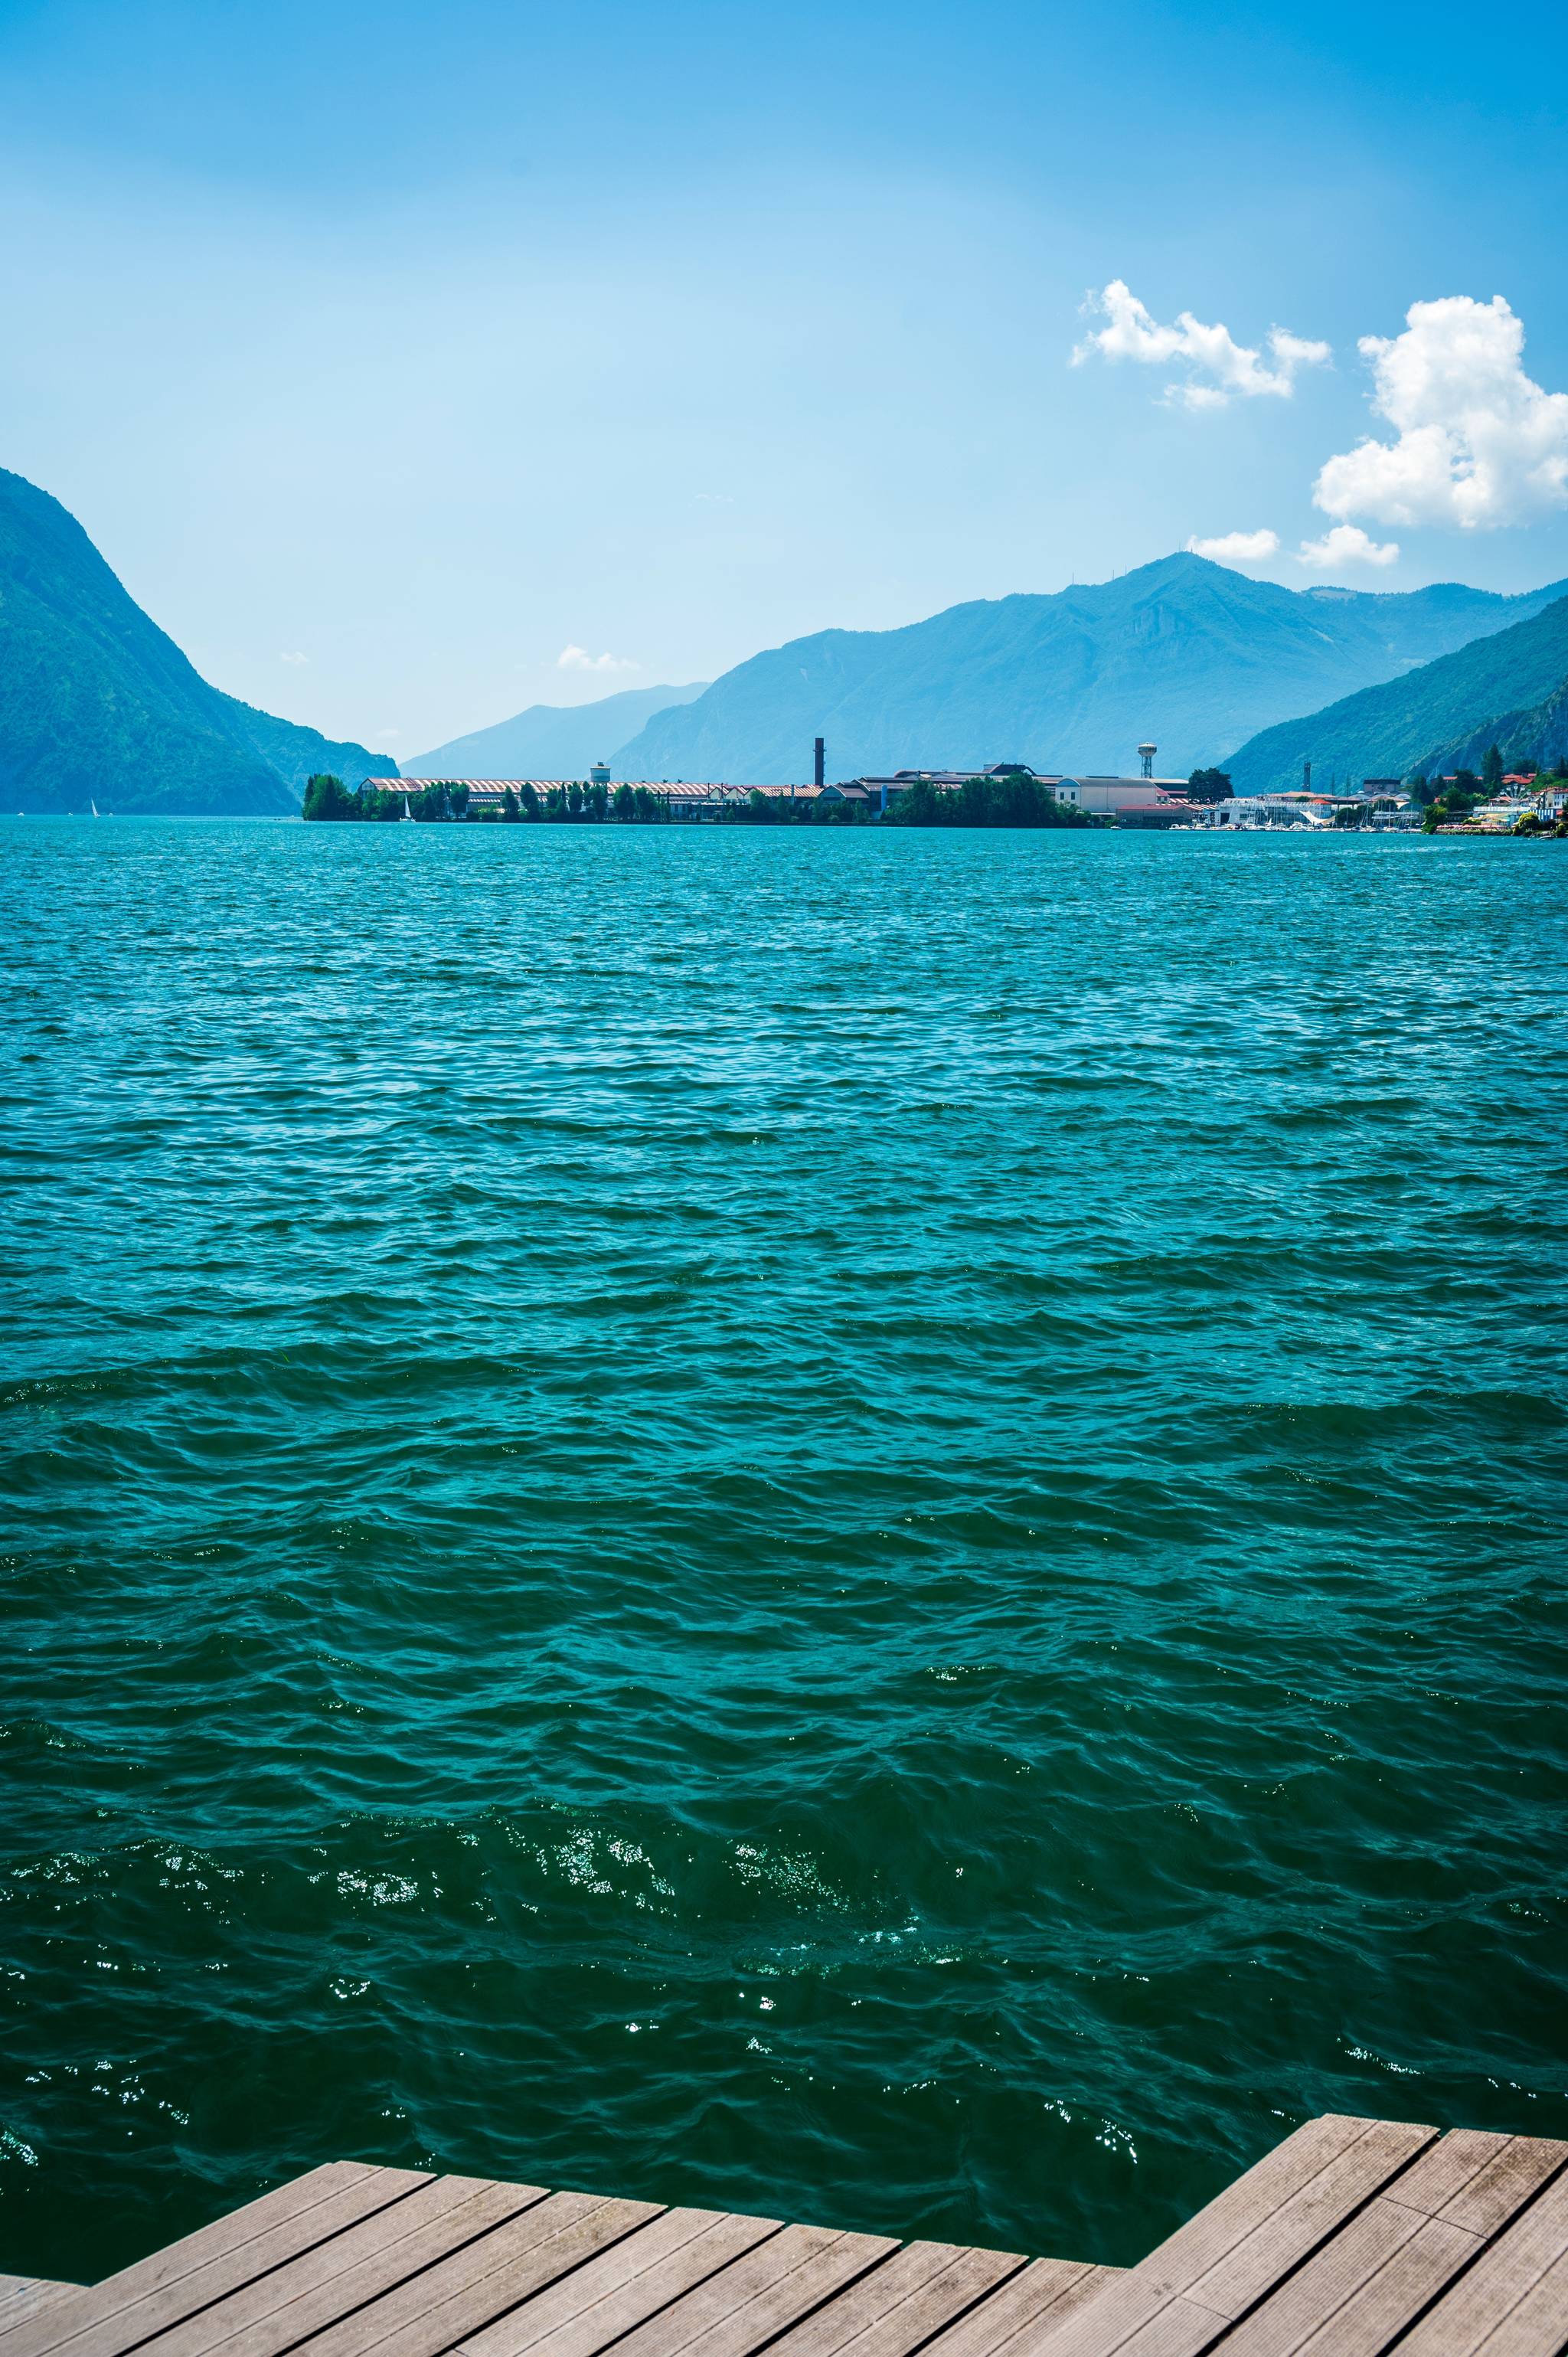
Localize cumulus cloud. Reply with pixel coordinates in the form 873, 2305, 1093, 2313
1314, 296, 1568, 530
557, 644, 639, 673
279, 650, 309, 665
1295, 524, 1400, 570
1187, 521, 1400, 572
1186, 528, 1282, 564
1075, 281, 1331, 408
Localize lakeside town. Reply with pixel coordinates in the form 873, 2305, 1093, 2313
310, 740, 1568, 833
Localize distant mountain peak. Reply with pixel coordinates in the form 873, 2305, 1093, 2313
611, 557, 1563, 784
403, 679, 710, 780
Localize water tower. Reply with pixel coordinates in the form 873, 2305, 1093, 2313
1138, 743, 1157, 780
590, 760, 611, 790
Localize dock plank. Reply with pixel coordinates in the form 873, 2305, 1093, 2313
760, 2241, 1008, 2357
298, 2193, 664, 2357
1290, 2220, 1485, 2357
1022, 2117, 1436, 2357
1396, 2170, 1568, 2357
1213, 2132, 1565, 2357
920, 2260, 1121, 2357
1433, 2144, 1567, 2244
1212, 2190, 1475, 2357
813, 2244, 1027, 2357
1181, 2119, 1442, 2325
139, 2176, 548, 2357
0, 2296, 83, 2336
455, 2208, 780, 2357
1470, 2247, 1568, 2357
605, 2225, 900, 2357
1354, 2136, 1567, 2356
1217, 2215, 1478, 2357
0, 2170, 429, 2357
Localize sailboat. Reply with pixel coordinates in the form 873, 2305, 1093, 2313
402, 794, 414, 822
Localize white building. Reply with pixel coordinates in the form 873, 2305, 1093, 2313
1052, 775, 1193, 816
1198, 795, 1329, 830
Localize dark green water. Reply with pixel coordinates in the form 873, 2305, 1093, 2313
3, 819, 1566, 2283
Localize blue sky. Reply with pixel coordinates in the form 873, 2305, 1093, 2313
3, 0, 1567, 755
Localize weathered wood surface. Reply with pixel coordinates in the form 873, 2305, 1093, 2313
1011, 2119, 1567, 2357
2, 2118, 1561, 2357
0, 2293, 83, 2336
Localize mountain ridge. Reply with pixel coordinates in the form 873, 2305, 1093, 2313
1223, 593, 1568, 793
1422, 661, 1568, 778
611, 555, 1566, 783
0, 467, 383, 815
402, 679, 708, 780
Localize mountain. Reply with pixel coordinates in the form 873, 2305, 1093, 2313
0, 468, 382, 815
1223, 593, 1568, 793
1420, 657, 1568, 779
609, 556, 1568, 785
402, 680, 708, 780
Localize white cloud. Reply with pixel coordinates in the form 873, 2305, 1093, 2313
1295, 524, 1400, 570
1075, 281, 1331, 409
279, 650, 309, 665
557, 644, 639, 673
1186, 528, 1282, 564
374, 727, 400, 740
1314, 296, 1568, 530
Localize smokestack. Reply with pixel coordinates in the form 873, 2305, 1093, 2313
813, 737, 825, 789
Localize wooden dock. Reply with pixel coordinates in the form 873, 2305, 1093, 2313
3, 2116, 1565, 2357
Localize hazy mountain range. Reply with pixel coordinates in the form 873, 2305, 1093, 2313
1225, 594, 1568, 792
0, 469, 382, 816
8, 460, 1568, 818
403, 681, 707, 780
600, 557, 1566, 783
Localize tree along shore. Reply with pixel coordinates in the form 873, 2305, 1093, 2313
305, 775, 636, 823
302, 770, 1106, 828
1406, 745, 1568, 833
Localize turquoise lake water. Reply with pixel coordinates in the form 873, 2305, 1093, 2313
2, 819, 1566, 2283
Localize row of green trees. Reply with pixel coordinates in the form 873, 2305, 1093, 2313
302, 776, 674, 824
881, 770, 1103, 827
302, 776, 470, 822
719, 790, 872, 825
303, 770, 1112, 829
